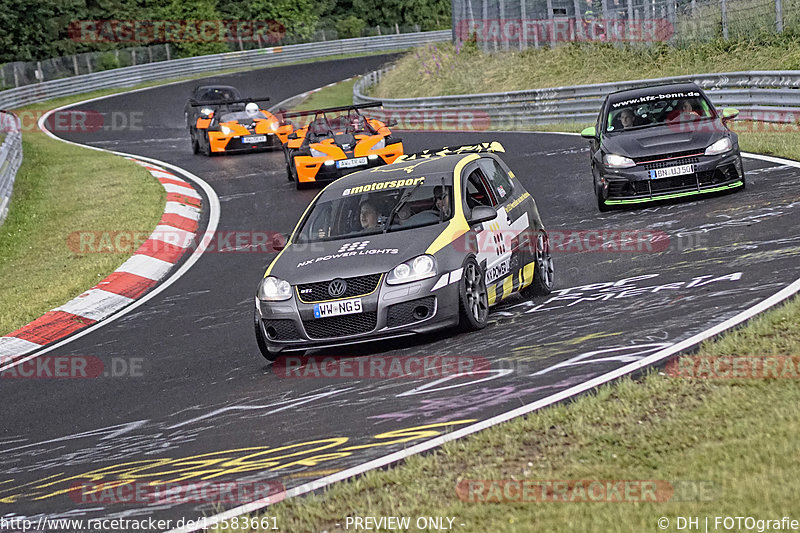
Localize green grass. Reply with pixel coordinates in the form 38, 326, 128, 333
0, 106, 165, 335
292, 78, 357, 111
371, 37, 800, 99
219, 39, 800, 533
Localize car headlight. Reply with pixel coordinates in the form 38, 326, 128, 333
705, 137, 732, 156
270, 121, 278, 131
603, 154, 636, 169
220, 125, 232, 135
200, 107, 213, 117
257, 276, 292, 301
386, 255, 437, 285
372, 138, 386, 150
310, 148, 327, 158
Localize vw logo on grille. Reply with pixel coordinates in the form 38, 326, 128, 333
328, 279, 347, 298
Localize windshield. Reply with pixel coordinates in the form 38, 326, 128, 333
605, 91, 715, 133
294, 181, 453, 242
197, 87, 240, 101
303, 111, 376, 137
220, 111, 269, 122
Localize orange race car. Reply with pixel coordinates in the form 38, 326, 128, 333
281, 103, 404, 189
186, 89, 291, 156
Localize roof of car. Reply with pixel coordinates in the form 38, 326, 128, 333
607, 82, 704, 100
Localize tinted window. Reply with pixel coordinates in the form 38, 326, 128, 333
464, 168, 497, 209
605, 90, 715, 132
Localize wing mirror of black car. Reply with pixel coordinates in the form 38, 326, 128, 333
721, 107, 739, 121
272, 233, 288, 252
580, 126, 597, 139
468, 206, 498, 225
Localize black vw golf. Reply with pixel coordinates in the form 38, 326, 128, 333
581, 82, 745, 211
254, 143, 554, 359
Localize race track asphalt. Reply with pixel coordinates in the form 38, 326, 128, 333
2, 53, 799, 529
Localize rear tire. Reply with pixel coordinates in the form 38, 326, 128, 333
254, 311, 280, 362
522, 230, 554, 297
458, 257, 489, 331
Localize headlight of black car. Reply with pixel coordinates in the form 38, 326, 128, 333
705, 137, 732, 156
257, 276, 292, 301
387, 255, 437, 285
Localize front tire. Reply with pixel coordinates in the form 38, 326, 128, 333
522, 230, 554, 297
594, 166, 611, 212
202, 131, 212, 157
458, 257, 489, 331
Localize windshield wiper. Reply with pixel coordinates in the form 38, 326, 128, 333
384, 182, 422, 233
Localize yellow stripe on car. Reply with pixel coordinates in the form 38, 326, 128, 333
425, 154, 480, 256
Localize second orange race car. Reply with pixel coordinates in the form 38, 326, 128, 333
187, 89, 291, 156
281, 103, 404, 189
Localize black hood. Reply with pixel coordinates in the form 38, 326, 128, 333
268, 224, 446, 284
603, 121, 727, 159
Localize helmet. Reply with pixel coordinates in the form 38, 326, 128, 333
245, 102, 259, 116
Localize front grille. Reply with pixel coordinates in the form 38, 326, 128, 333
641, 156, 699, 171
262, 319, 303, 341
297, 274, 382, 303
387, 296, 436, 328
633, 149, 703, 164
631, 164, 739, 195
302, 312, 378, 339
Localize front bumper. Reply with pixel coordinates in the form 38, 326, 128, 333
255, 273, 460, 352
600, 151, 744, 205
294, 143, 404, 184
209, 132, 281, 153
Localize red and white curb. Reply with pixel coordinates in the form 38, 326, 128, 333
0, 159, 202, 361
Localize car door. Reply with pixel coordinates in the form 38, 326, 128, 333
461, 159, 520, 294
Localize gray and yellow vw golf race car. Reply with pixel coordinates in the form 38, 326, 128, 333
581, 82, 745, 211
254, 143, 554, 359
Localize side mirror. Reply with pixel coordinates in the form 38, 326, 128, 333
580, 126, 596, 139
722, 107, 739, 121
468, 206, 497, 225
272, 233, 288, 252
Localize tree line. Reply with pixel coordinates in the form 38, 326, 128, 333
0, 0, 451, 63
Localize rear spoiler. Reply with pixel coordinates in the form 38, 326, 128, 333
281, 102, 383, 119
397, 142, 505, 161
190, 97, 270, 107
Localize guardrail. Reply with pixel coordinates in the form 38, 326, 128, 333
0, 30, 450, 110
0, 111, 22, 226
354, 69, 800, 126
